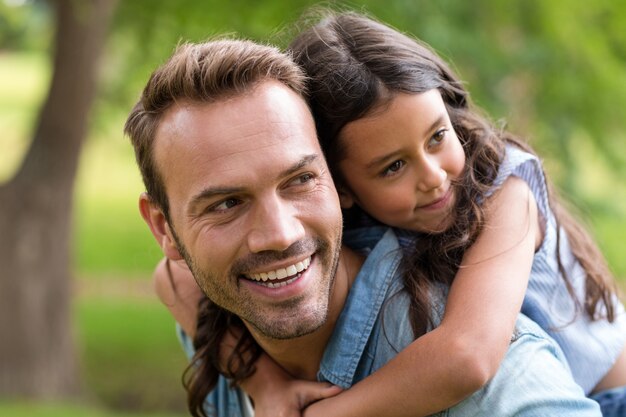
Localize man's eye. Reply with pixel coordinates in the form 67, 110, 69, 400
290, 172, 315, 186
296, 173, 314, 183
212, 198, 241, 212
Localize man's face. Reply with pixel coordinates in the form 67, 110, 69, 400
153, 81, 343, 340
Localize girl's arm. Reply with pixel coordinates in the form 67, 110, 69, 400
241, 349, 342, 417
304, 176, 542, 417
153, 257, 204, 337
153, 257, 341, 417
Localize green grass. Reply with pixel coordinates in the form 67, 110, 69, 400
0, 283, 190, 416
0, 401, 185, 417
76, 291, 189, 413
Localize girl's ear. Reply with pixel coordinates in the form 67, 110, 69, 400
338, 187, 356, 209
139, 193, 184, 261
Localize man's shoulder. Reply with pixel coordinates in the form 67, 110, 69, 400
342, 226, 402, 254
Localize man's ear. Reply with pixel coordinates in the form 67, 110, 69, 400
139, 192, 183, 261
337, 186, 356, 209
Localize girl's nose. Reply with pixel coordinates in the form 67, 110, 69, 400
415, 156, 446, 192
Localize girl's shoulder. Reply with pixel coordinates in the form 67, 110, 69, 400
495, 144, 541, 185
491, 144, 551, 219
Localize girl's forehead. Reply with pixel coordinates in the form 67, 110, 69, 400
342, 90, 448, 133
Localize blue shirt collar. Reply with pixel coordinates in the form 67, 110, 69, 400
317, 228, 402, 387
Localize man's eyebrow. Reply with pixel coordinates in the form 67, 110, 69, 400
280, 154, 319, 178
188, 186, 243, 211
188, 154, 320, 206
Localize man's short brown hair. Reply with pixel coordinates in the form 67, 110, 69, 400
125, 39, 306, 220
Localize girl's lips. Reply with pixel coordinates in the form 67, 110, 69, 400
417, 188, 452, 211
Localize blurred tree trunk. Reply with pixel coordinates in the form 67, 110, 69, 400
0, 0, 116, 398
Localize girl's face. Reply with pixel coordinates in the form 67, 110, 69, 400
338, 90, 466, 233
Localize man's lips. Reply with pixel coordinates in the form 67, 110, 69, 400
244, 256, 312, 288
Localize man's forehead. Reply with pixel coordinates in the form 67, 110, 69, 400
153, 81, 323, 191
160, 84, 314, 145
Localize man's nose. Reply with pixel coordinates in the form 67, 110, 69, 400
246, 195, 306, 253
415, 156, 446, 192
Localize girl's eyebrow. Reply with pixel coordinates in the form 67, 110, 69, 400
364, 113, 448, 171
365, 150, 400, 171
422, 113, 447, 137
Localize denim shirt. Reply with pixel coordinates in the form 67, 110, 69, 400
180, 228, 601, 416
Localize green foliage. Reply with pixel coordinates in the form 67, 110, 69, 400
0, 51, 48, 180
0, 0, 51, 50
101, 0, 322, 122
74, 195, 162, 276
73, 129, 162, 276
364, 0, 626, 179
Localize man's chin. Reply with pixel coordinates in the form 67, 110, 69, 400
244, 309, 328, 341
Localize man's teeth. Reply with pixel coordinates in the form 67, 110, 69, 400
248, 257, 311, 285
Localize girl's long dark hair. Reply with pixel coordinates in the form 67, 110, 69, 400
183, 296, 261, 417
288, 10, 619, 336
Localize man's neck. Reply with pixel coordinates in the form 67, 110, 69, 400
247, 246, 363, 380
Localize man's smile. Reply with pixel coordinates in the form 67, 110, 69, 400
245, 256, 312, 288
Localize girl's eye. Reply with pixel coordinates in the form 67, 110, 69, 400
428, 128, 448, 147
381, 160, 405, 177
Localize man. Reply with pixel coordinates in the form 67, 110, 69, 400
125, 38, 601, 416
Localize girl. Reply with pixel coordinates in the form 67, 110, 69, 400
158, 11, 626, 417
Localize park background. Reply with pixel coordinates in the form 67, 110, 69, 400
0, 0, 624, 416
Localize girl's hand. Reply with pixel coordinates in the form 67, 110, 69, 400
252, 378, 342, 417
241, 353, 342, 417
